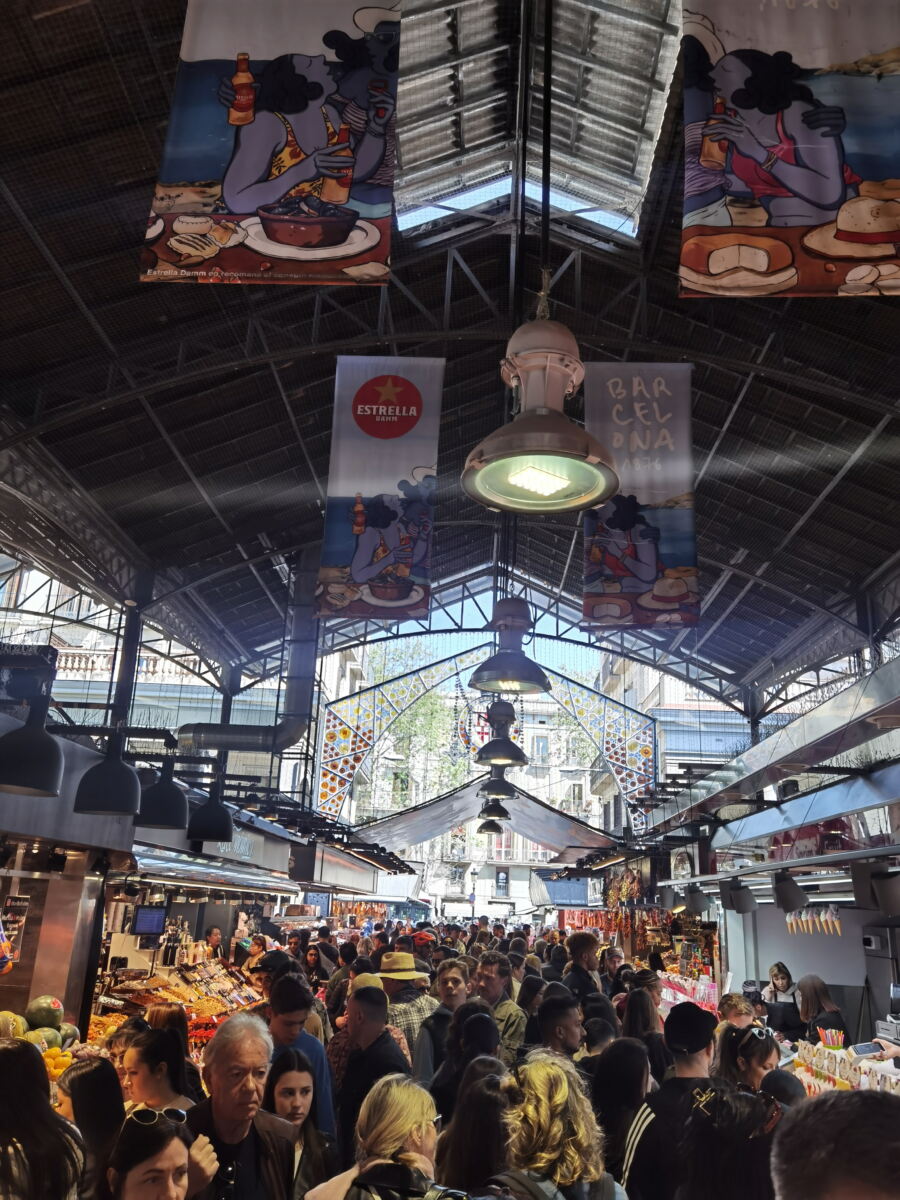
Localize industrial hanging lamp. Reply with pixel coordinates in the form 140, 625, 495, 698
477, 818, 504, 835
729, 881, 758, 914
477, 766, 517, 802
474, 699, 528, 768
477, 798, 511, 821
74, 729, 141, 816
137, 756, 189, 830
0, 692, 64, 798
684, 884, 710, 915
773, 870, 808, 913
187, 777, 234, 843
469, 598, 551, 695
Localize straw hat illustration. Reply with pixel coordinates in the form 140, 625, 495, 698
636, 577, 692, 610
354, 3, 401, 33
802, 196, 900, 260
589, 596, 633, 624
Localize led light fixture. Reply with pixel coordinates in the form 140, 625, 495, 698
478, 768, 517, 802
477, 798, 511, 821
461, 320, 618, 514
469, 598, 552, 696
477, 819, 503, 835
74, 730, 140, 816
475, 737, 528, 767
670, 893, 687, 914
730, 881, 758, 914
685, 884, 709, 915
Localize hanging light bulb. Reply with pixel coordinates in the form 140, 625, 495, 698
477, 798, 511, 821
0, 692, 64, 798
187, 778, 233, 842
461, 321, 618, 513
138, 756, 188, 830
469, 598, 551, 696
74, 729, 140, 816
477, 766, 517, 802
477, 818, 503, 835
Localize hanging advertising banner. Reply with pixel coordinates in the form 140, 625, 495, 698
140, 0, 400, 286
680, 1, 900, 298
582, 364, 698, 629
1, 895, 30, 964
317, 356, 444, 620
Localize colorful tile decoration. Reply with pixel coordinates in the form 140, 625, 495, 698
315, 646, 657, 821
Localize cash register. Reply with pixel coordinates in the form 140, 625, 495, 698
874, 983, 900, 1046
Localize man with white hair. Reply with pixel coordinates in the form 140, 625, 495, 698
186, 1011, 296, 1200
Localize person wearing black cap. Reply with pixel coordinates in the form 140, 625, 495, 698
620, 1001, 719, 1200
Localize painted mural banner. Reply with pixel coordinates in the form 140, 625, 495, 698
141, 0, 401, 286
317, 356, 445, 620
681, 1, 900, 297
582, 364, 697, 629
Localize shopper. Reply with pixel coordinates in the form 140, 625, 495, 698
106, 1017, 152, 1095
620, 1002, 718, 1200
205, 926, 224, 960
516, 974, 546, 1024
305, 944, 333, 989
717, 1025, 780, 1091
434, 1068, 510, 1191
0, 1037, 83, 1200
103, 1112, 193, 1200
537, 993, 584, 1059
674, 1086, 778, 1200
267, 975, 336, 1137
582, 992, 621, 1036
762, 962, 797, 1006
589, 1037, 650, 1183
413, 959, 469, 1082
379, 952, 439, 1051
187, 1012, 296, 1200
564, 932, 601, 1005
496, 1051, 625, 1200
599, 946, 625, 998
326, 942, 359, 1017
121, 1028, 196, 1112
796, 975, 848, 1045
771, 1089, 900, 1200
245, 934, 268, 973
541, 943, 569, 984
144, 1002, 204, 1103
56, 1056, 125, 1198
308, 1075, 441, 1200
261, 1048, 336, 1196
337, 986, 412, 1167
621, 988, 673, 1085
475, 952, 526, 1066
427, 1000, 495, 1121
268, 956, 330, 1043
717, 993, 755, 1030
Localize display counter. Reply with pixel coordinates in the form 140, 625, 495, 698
792, 1040, 900, 1097
659, 971, 719, 1016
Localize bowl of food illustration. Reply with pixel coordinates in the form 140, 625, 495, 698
257, 194, 358, 247
367, 576, 414, 602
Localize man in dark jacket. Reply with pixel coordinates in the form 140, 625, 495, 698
412, 959, 469, 1081
541, 943, 569, 983
187, 1011, 295, 1200
337, 985, 411, 1166
599, 945, 625, 997
564, 932, 601, 1006
620, 1002, 718, 1200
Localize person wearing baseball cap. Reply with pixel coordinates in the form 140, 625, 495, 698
620, 1002, 718, 1200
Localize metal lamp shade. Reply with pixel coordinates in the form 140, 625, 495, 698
477, 798, 511, 821
469, 649, 551, 695
74, 753, 141, 816
477, 818, 503, 835
460, 409, 619, 514
187, 796, 233, 842
475, 737, 528, 767
658, 886, 676, 909
685, 885, 709, 915
138, 758, 188, 830
719, 880, 736, 910
0, 708, 64, 798
478, 774, 517, 802
773, 871, 808, 913
730, 882, 758, 913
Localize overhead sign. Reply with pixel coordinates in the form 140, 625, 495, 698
680, 1, 900, 297
141, 0, 401, 285
317, 356, 445, 620
582, 364, 698, 629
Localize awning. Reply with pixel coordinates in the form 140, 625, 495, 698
128, 845, 301, 897
359, 777, 618, 855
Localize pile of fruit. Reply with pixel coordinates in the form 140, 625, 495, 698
0, 994, 80, 1054
43, 1045, 74, 1080
88, 1012, 128, 1043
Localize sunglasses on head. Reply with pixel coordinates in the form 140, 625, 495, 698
128, 1108, 188, 1127
737, 1025, 770, 1052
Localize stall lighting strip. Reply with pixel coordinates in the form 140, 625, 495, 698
131, 874, 298, 898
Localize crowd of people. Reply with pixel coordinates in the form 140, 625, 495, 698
1, 917, 898, 1200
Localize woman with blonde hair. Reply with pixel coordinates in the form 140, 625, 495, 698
308, 1074, 449, 1200
496, 1052, 626, 1200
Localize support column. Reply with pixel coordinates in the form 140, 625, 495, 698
111, 570, 154, 727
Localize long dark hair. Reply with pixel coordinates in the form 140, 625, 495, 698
262, 1050, 328, 1181
104, 1115, 193, 1200
256, 54, 325, 114
797, 975, 840, 1024
443, 998, 493, 1063
591, 1038, 649, 1170
676, 1086, 776, 1200
57, 1057, 125, 1165
718, 1025, 779, 1089
127, 1028, 188, 1097
435, 1071, 510, 1190
622, 988, 661, 1040
729, 49, 815, 114
144, 1002, 191, 1058
0, 1038, 83, 1200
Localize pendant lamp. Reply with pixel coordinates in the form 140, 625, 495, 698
477, 798, 511, 821
730, 881, 758, 913
187, 778, 233, 843
478, 767, 517, 802
685, 884, 710, 915
74, 730, 140, 816
658, 886, 676, 910
477, 818, 503, 835
0, 694, 64, 798
461, 321, 618, 513
773, 871, 808, 913
470, 650, 551, 695
475, 737, 527, 767
138, 756, 189, 830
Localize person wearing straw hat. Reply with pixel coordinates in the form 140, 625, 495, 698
379, 952, 439, 1052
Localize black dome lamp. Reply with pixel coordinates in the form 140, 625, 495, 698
138, 756, 189, 830
469, 598, 551, 696
477, 766, 517, 802
474, 699, 528, 768
477, 797, 511, 821
74, 729, 140, 816
0, 692, 64, 798
187, 777, 234, 842
477, 818, 504, 835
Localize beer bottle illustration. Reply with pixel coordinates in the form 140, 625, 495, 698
699, 96, 728, 170
320, 123, 354, 204
228, 53, 256, 126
